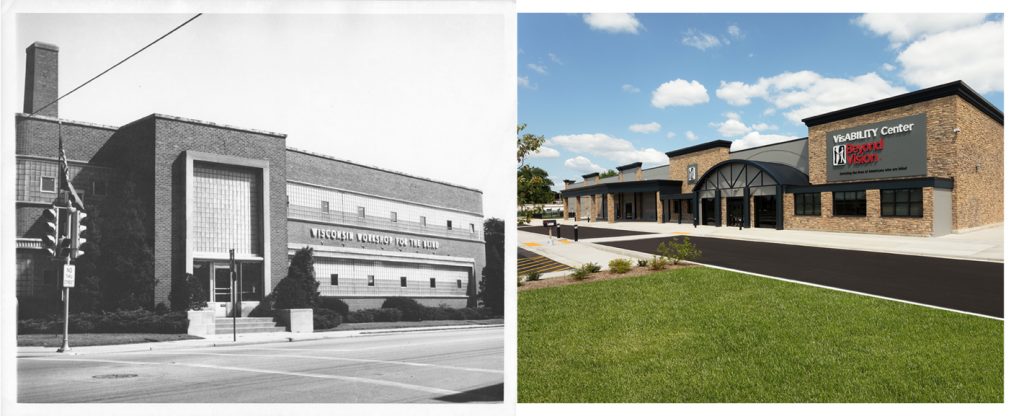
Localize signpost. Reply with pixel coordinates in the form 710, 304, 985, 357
543, 220, 557, 245
230, 248, 237, 342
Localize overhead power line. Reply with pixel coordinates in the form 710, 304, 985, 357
28, 13, 203, 118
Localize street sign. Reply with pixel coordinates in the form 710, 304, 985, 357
543, 219, 557, 227
62, 264, 76, 288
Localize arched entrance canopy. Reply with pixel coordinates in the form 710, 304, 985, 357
691, 160, 808, 229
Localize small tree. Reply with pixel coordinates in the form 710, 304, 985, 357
656, 237, 703, 264
271, 247, 320, 309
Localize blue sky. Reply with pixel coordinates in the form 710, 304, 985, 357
518, 13, 1004, 187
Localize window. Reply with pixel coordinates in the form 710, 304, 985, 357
429, 278, 436, 288
321, 200, 330, 213
358, 206, 365, 218
832, 191, 866, 216
390, 211, 397, 222
330, 273, 339, 286
470, 223, 475, 233
40, 176, 56, 193
420, 216, 427, 226
400, 276, 407, 287
794, 193, 821, 216
93, 180, 107, 196
367, 275, 375, 286
881, 188, 923, 218
457, 279, 462, 289
446, 220, 452, 230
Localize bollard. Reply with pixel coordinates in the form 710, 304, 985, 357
574, 224, 579, 242
556, 225, 562, 239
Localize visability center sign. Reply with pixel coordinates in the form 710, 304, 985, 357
826, 113, 927, 182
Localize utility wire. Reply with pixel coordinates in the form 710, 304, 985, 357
28, 13, 203, 118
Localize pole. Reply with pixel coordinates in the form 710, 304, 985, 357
574, 224, 579, 242
230, 249, 236, 342
57, 195, 72, 353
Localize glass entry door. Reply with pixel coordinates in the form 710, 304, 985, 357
214, 265, 232, 302
726, 197, 744, 227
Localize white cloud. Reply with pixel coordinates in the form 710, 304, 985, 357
666, 131, 676, 139
564, 155, 604, 173
548, 52, 563, 65
681, 30, 721, 50
527, 63, 548, 75
855, 13, 989, 47
711, 112, 752, 137
530, 146, 560, 158
622, 84, 641, 93
518, 75, 537, 89
882, 63, 896, 71
629, 122, 662, 134
552, 133, 669, 165
730, 132, 800, 151
685, 131, 698, 141
727, 25, 742, 38
751, 123, 777, 131
715, 71, 907, 123
897, 20, 1003, 94
651, 79, 710, 108
583, 13, 642, 34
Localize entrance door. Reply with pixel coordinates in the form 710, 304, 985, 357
701, 198, 716, 225
754, 195, 777, 228
726, 197, 744, 227
214, 265, 232, 303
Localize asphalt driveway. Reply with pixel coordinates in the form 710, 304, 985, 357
600, 236, 1003, 318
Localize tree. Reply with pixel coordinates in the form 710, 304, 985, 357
95, 179, 155, 310
599, 169, 618, 179
272, 246, 320, 309
517, 123, 545, 168
68, 199, 103, 313
479, 218, 504, 315
518, 165, 555, 206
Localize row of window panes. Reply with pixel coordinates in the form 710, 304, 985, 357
330, 274, 462, 289
793, 188, 922, 218
38, 176, 108, 196
319, 200, 468, 232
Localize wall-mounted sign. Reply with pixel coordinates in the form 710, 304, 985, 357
687, 164, 698, 184
310, 227, 440, 249
826, 113, 927, 182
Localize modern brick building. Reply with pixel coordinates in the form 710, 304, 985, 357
562, 80, 1003, 237
15, 42, 485, 313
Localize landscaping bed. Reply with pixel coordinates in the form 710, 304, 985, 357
18, 333, 201, 348
519, 263, 693, 291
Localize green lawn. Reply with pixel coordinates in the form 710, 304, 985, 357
18, 333, 201, 347
518, 267, 1003, 403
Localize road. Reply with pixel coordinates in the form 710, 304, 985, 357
600, 236, 1003, 318
18, 326, 503, 403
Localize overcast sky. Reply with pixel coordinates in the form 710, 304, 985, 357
9, 9, 513, 218
519, 13, 1004, 188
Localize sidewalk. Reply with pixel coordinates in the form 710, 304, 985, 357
17, 323, 504, 356
520, 218, 1003, 262
517, 229, 650, 279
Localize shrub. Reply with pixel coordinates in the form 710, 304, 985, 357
381, 297, 425, 321
344, 309, 376, 323
18, 309, 189, 334
169, 273, 206, 311
154, 302, 169, 314
582, 262, 602, 273
376, 308, 403, 322
272, 247, 320, 309
608, 258, 632, 274
650, 256, 669, 271
636, 259, 649, 268
248, 296, 276, 318
571, 268, 590, 280
17, 295, 60, 319
313, 308, 342, 330
526, 270, 542, 281
657, 237, 703, 264
319, 298, 350, 316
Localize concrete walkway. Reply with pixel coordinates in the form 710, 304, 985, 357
520, 218, 1003, 262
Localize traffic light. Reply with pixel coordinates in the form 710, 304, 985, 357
42, 207, 62, 257
70, 210, 87, 259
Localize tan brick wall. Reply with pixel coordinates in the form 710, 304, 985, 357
807, 96, 958, 185
951, 96, 1003, 230
668, 147, 730, 194
783, 188, 934, 236
607, 193, 617, 223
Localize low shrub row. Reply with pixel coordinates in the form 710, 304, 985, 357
18, 309, 189, 334
342, 305, 495, 324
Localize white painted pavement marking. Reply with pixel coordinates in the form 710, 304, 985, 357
22, 357, 459, 395
150, 351, 503, 374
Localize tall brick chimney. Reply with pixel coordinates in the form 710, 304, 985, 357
24, 42, 59, 117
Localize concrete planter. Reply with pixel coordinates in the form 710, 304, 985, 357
187, 309, 216, 336
275, 308, 313, 333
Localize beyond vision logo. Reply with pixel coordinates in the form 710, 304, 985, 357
832, 144, 846, 166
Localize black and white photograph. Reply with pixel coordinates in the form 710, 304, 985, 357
2, 1, 513, 408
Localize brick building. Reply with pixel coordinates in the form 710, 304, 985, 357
562, 80, 1003, 237
15, 42, 485, 313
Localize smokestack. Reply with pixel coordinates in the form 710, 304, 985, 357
24, 42, 59, 117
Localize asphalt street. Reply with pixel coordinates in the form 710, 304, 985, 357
518, 225, 652, 239
18, 326, 503, 403
600, 236, 1003, 318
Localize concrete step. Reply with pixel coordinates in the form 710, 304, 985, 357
214, 322, 282, 330
214, 317, 276, 324
214, 326, 287, 335
211, 317, 284, 334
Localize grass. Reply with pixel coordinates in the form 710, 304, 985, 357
18, 333, 201, 347
518, 267, 1003, 403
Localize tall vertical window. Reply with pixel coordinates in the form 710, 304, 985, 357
367, 275, 375, 286
321, 200, 330, 213
193, 162, 262, 256
390, 211, 398, 222
881, 188, 923, 217
400, 276, 407, 287
832, 191, 866, 216
429, 278, 436, 288
794, 193, 821, 216
446, 220, 452, 230
40, 176, 56, 193
330, 273, 339, 286
470, 223, 475, 234
457, 279, 462, 289
420, 216, 427, 226
358, 206, 365, 218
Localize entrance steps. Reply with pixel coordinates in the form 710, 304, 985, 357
213, 317, 286, 335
